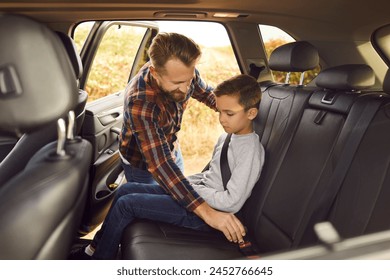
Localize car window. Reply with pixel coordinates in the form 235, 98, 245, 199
259, 24, 320, 85
73, 21, 94, 53
74, 22, 148, 102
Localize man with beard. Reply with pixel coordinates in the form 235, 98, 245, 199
117, 32, 245, 243
119, 32, 214, 186
69, 33, 247, 259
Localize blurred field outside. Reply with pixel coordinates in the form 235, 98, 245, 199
74, 23, 309, 175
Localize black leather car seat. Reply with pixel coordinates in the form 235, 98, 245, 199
0, 14, 92, 259
0, 30, 88, 187
251, 64, 375, 252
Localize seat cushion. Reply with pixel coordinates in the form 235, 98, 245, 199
121, 220, 244, 260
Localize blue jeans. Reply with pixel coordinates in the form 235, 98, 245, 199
92, 182, 210, 259
91, 146, 198, 259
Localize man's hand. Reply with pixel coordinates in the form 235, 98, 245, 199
194, 202, 246, 243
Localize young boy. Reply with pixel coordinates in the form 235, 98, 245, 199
70, 74, 265, 259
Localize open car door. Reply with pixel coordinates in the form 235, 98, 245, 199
75, 20, 159, 235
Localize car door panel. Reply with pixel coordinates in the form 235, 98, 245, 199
78, 92, 124, 234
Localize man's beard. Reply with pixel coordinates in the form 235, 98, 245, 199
161, 87, 187, 102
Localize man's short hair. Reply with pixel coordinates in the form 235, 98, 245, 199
148, 32, 202, 74
214, 74, 261, 110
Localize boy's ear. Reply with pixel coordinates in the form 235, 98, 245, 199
247, 107, 259, 120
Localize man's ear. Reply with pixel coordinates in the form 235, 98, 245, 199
247, 107, 259, 120
149, 65, 157, 78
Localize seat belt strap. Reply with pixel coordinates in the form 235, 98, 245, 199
220, 133, 232, 190
219, 133, 259, 257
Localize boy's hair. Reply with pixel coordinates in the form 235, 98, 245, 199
148, 32, 202, 74
214, 74, 261, 110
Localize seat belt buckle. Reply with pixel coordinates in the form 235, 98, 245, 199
239, 240, 259, 258
239, 240, 252, 249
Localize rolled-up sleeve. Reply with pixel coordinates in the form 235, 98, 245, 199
191, 69, 217, 111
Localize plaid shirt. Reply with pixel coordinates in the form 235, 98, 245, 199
119, 62, 216, 211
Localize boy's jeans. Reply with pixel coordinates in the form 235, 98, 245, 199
92, 147, 208, 259
92, 182, 210, 259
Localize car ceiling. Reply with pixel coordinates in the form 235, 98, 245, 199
0, 0, 389, 42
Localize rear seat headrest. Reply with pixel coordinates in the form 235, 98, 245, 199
56, 31, 83, 79
0, 14, 78, 134
315, 64, 375, 91
269, 41, 319, 72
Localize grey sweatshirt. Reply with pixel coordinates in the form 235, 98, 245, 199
188, 132, 265, 213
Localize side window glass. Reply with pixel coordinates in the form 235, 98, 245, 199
74, 22, 148, 102
73, 21, 95, 54
157, 21, 241, 175
259, 24, 320, 85
87, 24, 147, 102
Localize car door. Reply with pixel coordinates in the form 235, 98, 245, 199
73, 21, 159, 235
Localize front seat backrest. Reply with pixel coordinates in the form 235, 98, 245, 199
0, 30, 89, 187
0, 14, 92, 259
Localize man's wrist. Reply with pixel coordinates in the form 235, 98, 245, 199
193, 202, 212, 222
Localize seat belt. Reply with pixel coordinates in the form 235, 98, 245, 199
295, 98, 383, 245
220, 133, 232, 189
219, 133, 258, 257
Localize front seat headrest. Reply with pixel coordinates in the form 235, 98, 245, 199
0, 14, 78, 134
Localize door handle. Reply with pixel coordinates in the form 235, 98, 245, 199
110, 127, 121, 135
98, 111, 122, 126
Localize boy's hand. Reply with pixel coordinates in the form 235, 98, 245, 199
194, 202, 246, 243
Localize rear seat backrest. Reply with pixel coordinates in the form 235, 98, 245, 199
323, 69, 390, 241
250, 64, 375, 253
255, 40, 319, 145
243, 41, 319, 232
